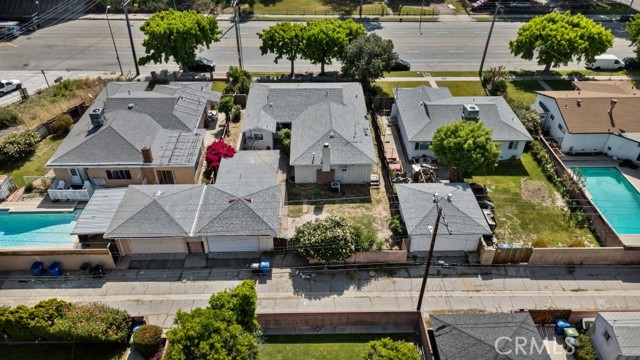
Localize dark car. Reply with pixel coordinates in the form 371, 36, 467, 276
391, 59, 411, 71
623, 57, 640, 70
470, 0, 496, 11
185, 56, 215, 72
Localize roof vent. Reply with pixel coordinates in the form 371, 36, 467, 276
244, 197, 253, 203
462, 104, 480, 120
128, 103, 135, 110
89, 107, 105, 127
447, 193, 453, 202
153, 190, 162, 197
269, 103, 273, 107
577, 99, 582, 107
228, 198, 237, 204
329, 131, 335, 139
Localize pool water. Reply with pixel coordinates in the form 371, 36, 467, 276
575, 167, 640, 235
0, 209, 82, 248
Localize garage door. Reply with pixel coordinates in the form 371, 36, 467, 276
208, 236, 260, 252
128, 238, 186, 254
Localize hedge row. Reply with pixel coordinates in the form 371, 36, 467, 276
0, 129, 40, 163
0, 299, 131, 343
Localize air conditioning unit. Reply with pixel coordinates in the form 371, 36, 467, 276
463, 104, 480, 120
89, 107, 105, 127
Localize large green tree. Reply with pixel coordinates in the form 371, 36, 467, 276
295, 216, 359, 263
165, 280, 259, 360
302, 19, 365, 74
509, 11, 614, 73
258, 22, 306, 76
138, 10, 221, 68
431, 121, 500, 177
341, 33, 398, 90
627, 14, 640, 58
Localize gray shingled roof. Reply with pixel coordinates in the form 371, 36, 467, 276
243, 83, 376, 166
47, 82, 219, 167
394, 86, 532, 142
216, 150, 280, 186
431, 313, 551, 360
72, 188, 126, 235
395, 183, 491, 236
599, 312, 640, 355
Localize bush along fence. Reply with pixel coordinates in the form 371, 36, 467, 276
0, 299, 131, 343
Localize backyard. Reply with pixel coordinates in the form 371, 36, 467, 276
469, 153, 597, 247
260, 334, 419, 360
0, 136, 63, 188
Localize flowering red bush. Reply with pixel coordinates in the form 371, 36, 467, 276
205, 140, 236, 170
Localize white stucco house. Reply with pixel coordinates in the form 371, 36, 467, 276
395, 183, 492, 252
536, 80, 640, 163
391, 86, 532, 161
589, 312, 640, 360
241, 83, 376, 184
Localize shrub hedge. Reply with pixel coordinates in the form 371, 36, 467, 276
51, 114, 74, 136
0, 107, 21, 130
133, 325, 163, 358
0, 299, 131, 343
0, 129, 40, 163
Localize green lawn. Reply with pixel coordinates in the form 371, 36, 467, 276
383, 71, 426, 77
0, 344, 127, 360
0, 136, 64, 188
430, 71, 480, 77
261, 334, 417, 360
211, 81, 227, 93
374, 81, 431, 97
506, 80, 544, 105
252, 0, 387, 15
469, 154, 598, 247
435, 81, 484, 96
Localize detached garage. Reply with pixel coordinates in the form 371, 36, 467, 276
208, 236, 260, 252
396, 183, 491, 253
117, 238, 188, 256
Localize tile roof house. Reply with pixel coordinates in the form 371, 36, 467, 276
431, 313, 551, 360
536, 80, 640, 163
46, 82, 220, 200
590, 312, 640, 359
391, 86, 532, 161
101, 151, 281, 255
396, 183, 491, 252
241, 83, 376, 184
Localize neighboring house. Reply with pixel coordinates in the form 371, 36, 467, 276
241, 83, 376, 184
536, 80, 640, 162
391, 86, 532, 161
46, 82, 221, 200
431, 313, 551, 360
395, 183, 491, 252
100, 151, 281, 255
590, 312, 640, 360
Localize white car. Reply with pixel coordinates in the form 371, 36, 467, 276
0, 79, 22, 97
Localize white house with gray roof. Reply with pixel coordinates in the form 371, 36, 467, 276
590, 312, 640, 360
101, 151, 281, 255
396, 183, 491, 252
46, 82, 220, 200
391, 86, 532, 161
242, 83, 376, 184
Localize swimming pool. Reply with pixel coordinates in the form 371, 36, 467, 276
575, 167, 640, 235
0, 209, 82, 248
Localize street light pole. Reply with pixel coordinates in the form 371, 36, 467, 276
479, 1, 500, 82
122, 0, 140, 78
106, 6, 124, 77
416, 204, 442, 312
232, 0, 244, 70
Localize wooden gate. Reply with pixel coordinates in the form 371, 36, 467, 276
273, 238, 298, 250
527, 310, 572, 325
492, 247, 532, 264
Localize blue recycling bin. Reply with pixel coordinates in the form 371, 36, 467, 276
47, 262, 62, 277
555, 319, 571, 335
30, 261, 45, 276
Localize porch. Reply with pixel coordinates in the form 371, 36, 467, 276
48, 178, 95, 201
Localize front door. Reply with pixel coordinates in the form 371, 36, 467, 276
69, 168, 82, 184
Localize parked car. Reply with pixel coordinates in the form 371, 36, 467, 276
185, 56, 215, 72
507, 2, 532, 9
585, 54, 624, 71
391, 59, 411, 71
0, 79, 22, 97
470, 0, 496, 10
623, 57, 640, 70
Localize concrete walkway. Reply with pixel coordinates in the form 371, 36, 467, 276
0, 264, 639, 328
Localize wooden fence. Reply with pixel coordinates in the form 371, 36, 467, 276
491, 247, 533, 264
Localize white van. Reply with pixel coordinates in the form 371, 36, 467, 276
585, 54, 625, 70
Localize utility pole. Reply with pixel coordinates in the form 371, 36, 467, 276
478, 1, 500, 82
232, 0, 244, 70
41, 69, 50, 88
106, 6, 124, 77
419, 0, 425, 34
416, 204, 442, 311
122, 0, 140, 78
627, 0, 635, 15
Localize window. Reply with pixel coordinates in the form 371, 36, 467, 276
603, 330, 611, 342
341, 165, 348, 172
538, 101, 549, 112
106, 170, 131, 180
69, 169, 79, 177
550, 114, 555, 120
558, 123, 566, 134
508, 141, 520, 150
414, 142, 429, 150
253, 133, 263, 141
157, 170, 175, 184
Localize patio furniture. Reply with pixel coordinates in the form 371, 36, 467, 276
56, 180, 66, 190
47, 262, 62, 277
30, 261, 45, 276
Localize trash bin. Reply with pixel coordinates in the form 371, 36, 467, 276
555, 319, 571, 335
30, 261, 45, 276
80, 262, 92, 274
47, 262, 62, 277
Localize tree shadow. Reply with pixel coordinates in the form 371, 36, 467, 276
484, 158, 530, 177
289, 267, 377, 299
258, 0, 284, 7
320, 0, 375, 15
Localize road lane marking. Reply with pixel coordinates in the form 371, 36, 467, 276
434, 31, 449, 34
449, 51, 465, 53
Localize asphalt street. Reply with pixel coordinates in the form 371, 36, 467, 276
0, 19, 635, 76
0, 264, 639, 328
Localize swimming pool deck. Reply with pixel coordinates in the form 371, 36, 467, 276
0, 194, 78, 213
562, 156, 640, 247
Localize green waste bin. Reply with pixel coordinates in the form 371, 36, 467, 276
80, 262, 92, 274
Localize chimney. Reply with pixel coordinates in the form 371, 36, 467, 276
609, 99, 618, 113
321, 143, 330, 172
141, 146, 153, 163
